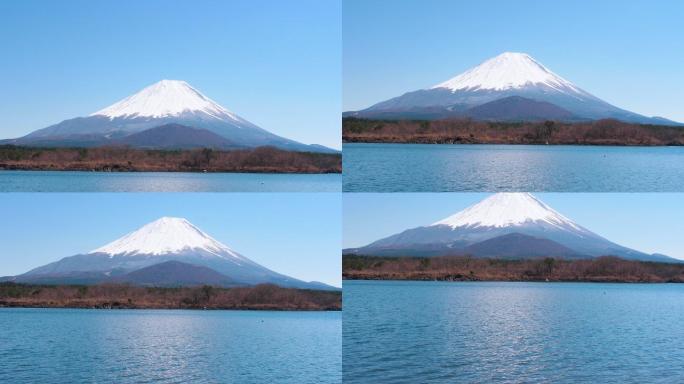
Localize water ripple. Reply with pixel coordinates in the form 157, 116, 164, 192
343, 143, 684, 192
343, 281, 684, 383
0, 309, 341, 383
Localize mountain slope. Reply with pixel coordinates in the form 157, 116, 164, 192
346, 52, 677, 124
17, 217, 336, 290
463, 233, 584, 259
10, 80, 335, 153
114, 124, 240, 149
345, 193, 676, 262
464, 96, 576, 121
109, 261, 237, 287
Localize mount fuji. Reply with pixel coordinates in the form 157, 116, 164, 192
345, 52, 679, 125
7, 80, 336, 153
10, 217, 335, 290
344, 193, 676, 263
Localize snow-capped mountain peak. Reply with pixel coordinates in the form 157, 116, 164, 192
347, 193, 673, 262
90, 80, 243, 121
16, 79, 333, 152
348, 51, 679, 124
90, 216, 243, 258
432, 193, 583, 230
431, 52, 583, 94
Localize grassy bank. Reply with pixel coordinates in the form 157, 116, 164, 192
0, 283, 342, 311
0, 145, 341, 173
343, 254, 684, 283
343, 118, 684, 145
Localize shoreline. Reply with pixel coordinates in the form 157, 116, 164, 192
343, 255, 684, 283
342, 117, 684, 146
0, 283, 342, 311
0, 167, 341, 174
343, 276, 684, 284
343, 140, 684, 147
0, 304, 341, 311
0, 145, 342, 174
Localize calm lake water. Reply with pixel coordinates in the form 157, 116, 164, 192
344, 280, 684, 383
343, 143, 684, 192
0, 171, 341, 192
0, 309, 341, 384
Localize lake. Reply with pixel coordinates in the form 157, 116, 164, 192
343, 280, 684, 383
0, 171, 341, 192
343, 143, 684, 192
0, 309, 341, 384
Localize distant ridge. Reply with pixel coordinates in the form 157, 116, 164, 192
110, 261, 238, 287
114, 124, 239, 149
465, 96, 576, 121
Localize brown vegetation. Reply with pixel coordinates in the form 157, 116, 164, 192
343, 118, 684, 146
0, 145, 341, 173
0, 283, 341, 311
343, 255, 684, 283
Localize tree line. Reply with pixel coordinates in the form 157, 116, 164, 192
0, 145, 341, 173
0, 283, 341, 311
343, 254, 684, 283
343, 118, 684, 146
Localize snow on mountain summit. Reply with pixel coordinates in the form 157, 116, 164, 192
431, 52, 584, 94
432, 193, 584, 230
348, 51, 679, 124
91, 80, 243, 121
15, 79, 333, 152
347, 192, 674, 262
91, 216, 243, 258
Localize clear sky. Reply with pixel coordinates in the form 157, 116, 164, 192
343, 0, 684, 122
0, 193, 341, 287
0, 0, 341, 149
344, 193, 684, 260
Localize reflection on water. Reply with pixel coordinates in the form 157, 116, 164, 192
343, 143, 684, 192
343, 280, 684, 383
0, 309, 341, 384
0, 171, 341, 192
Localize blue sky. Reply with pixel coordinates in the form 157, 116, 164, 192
344, 0, 684, 122
344, 193, 684, 260
0, 193, 341, 287
0, 0, 341, 149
